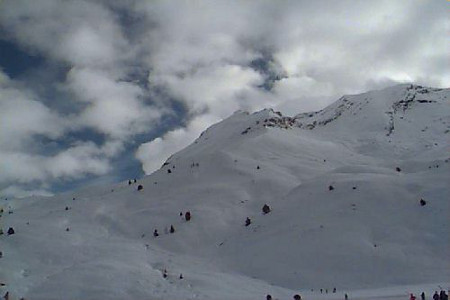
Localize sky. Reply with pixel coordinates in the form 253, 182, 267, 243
0, 0, 449, 198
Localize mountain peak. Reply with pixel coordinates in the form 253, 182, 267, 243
294, 84, 449, 136
160, 84, 449, 172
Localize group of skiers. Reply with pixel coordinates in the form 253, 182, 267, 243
432, 290, 448, 300
264, 289, 449, 300
266, 294, 302, 300
318, 288, 337, 294
0, 227, 15, 264
0, 204, 15, 243
0, 228, 14, 236
245, 204, 271, 226
127, 178, 144, 191
161, 268, 183, 280
153, 211, 191, 237
410, 291, 448, 300
153, 225, 176, 237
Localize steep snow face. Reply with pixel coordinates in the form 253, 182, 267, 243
295, 84, 450, 159
296, 84, 447, 132
1, 85, 449, 300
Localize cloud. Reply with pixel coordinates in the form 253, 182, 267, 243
136, 114, 221, 174
0, 0, 127, 68
0, 1, 164, 195
66, 67, 162, 139
0, 71, 114, 184
0, 185, 54, 199
0, 68, 152, 194
0, 74, 66, 151
0, 0, 448, 195
46, 142, 112, 179
0, 144, 110, 184
150, 65, 269, 116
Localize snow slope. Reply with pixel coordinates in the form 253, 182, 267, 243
1, 84, 449, 300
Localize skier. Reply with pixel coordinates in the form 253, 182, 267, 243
245, 217, 251, 226
421, 292, 425, 300
410, 293, 416, 300
262, 204, 271, 214
345, 293, 348, 300
293, 294, 302, 300
162, 269, 168, 278
185, 211, 191, 221
170, 225, 175, 233
266, 295, 272, 300
433, 291, 439, 300
7, 228, 14, 235
153, 229, 159, 237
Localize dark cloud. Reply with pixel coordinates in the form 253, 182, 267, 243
0, 0, 448, 196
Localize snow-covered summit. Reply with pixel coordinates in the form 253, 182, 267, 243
296, 84, 448, 136
160, 84, 449, 170
1, 84, 449, 300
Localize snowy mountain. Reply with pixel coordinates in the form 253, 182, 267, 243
1, 84, 449, 300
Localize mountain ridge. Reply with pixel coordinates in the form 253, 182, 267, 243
1, 84, 449, 300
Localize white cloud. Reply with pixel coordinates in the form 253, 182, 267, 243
151, 65, 265, 116
272, 77, 335, 113
0, 71, 126, 191
0, 73, 66, 150
46, 142, 112, 179
0, 71, 107, 188
136, 114, 221, 174
0, 142, 112, 184
0, 0, 127, 68
66, 68, 162, 138
0, 1, 165, 196
60, 25, 119, 67
0, 185, 54, 199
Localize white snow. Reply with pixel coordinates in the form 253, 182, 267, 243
1, 84, 449, 299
